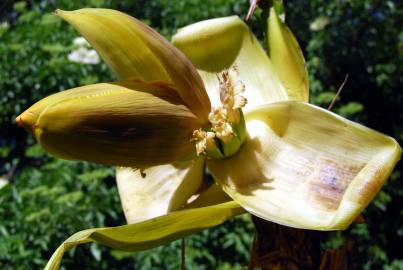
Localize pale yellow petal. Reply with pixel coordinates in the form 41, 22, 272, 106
185, 183, 232, 209
172, 16, 288, 109
208, 102, 401, 230
56, 9, 211, 123
17, 81, 201, 168
116, 158, 204, 224
45, 201, 244, 270
268, 8, 309, 101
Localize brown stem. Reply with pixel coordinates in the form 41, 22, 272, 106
249, 216, 354, 270
327, 74, 349, 111
249, 216, 321, 269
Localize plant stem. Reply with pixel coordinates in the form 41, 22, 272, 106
180, 238, 185, 270
249, 216, 321, 269
249, 216, 355, 269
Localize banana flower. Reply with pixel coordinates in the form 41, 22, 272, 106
16, 8, 400, 269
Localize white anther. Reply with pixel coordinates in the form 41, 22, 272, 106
234, 95, 247, 109
212, 121, 234, 143
191, 129, 216, 156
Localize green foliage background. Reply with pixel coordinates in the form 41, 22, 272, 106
0, 0, 401, 269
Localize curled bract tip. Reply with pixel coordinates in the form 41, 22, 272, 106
208, 101, 401, 230
55, 8, 211, 123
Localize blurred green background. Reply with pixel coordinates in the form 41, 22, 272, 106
0, 0, 401, 269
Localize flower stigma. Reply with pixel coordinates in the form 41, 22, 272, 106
191, 66, 247, 159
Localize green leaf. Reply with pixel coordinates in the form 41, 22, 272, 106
272, 0, 285, 20
337, 101, 364, 117
0, 22, 10, 37
41, 43, 68, 53
25, 144, 45, 158
39, 14, 60, 26
44, 201, 244, 270
13, 1, 27, 13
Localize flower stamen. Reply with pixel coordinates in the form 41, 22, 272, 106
218, 65, 247, 111
192, 65, 247, 158
191, 129, 216, 156
209, 108, 234, 144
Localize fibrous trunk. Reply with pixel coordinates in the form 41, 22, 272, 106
249, 216, 354, 270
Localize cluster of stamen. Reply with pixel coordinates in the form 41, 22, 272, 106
218, 66, 247, 111
191, 66, 247, 156
191, 129, 215, 156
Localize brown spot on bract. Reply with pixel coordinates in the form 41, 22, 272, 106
356, 166, 386, 205
308, 158, 365, 211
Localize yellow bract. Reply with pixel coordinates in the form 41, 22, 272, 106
208, 102, 401, 230
17, 82, 201, 168
173, 16, 289, 109
116, 158, 204, 224
268, 7, 309, 101
56, 9, 211, 123
45, 201, 245, 270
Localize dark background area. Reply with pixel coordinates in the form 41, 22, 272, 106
0, 0, 401, 269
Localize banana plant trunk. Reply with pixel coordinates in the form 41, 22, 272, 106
249, 216, 354, 270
